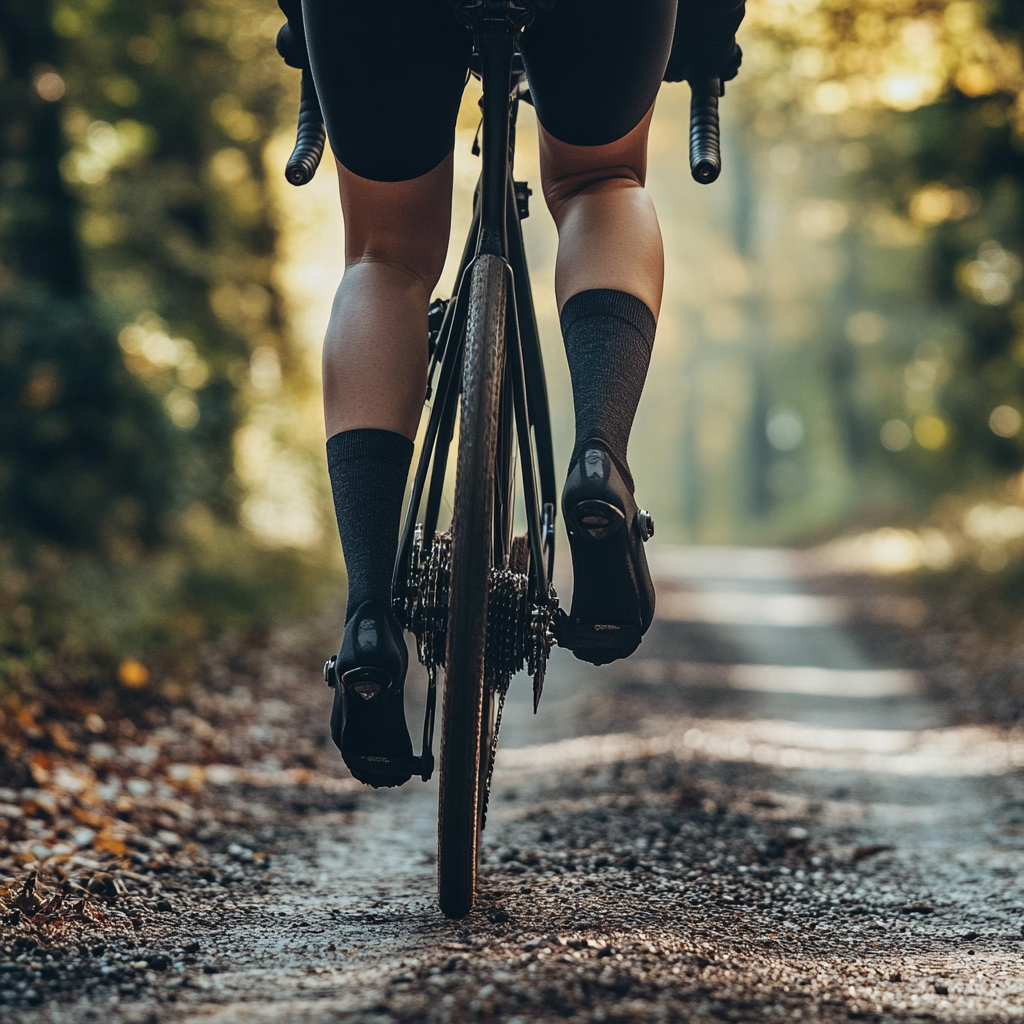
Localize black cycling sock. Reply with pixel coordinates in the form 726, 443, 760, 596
326, 428, 413, 621
561, 289, 656, 492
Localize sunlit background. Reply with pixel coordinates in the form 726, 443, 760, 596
2, 0, 1023, 687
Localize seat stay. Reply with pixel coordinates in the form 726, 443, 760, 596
425, 200, 480, 400
505, 172, 558, 553
421, 339, 462, 549
502, 257, 549, 598
393, 263, 469, 598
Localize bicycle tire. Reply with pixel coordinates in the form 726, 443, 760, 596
438, 254, 508, 920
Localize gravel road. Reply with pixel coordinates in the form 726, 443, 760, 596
5, 546, 1024, 1023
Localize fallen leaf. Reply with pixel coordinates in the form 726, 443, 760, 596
93, 832, 127, 858
48, 722, 78, 753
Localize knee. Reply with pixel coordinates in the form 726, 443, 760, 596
541, 165, 647, 224
538, 107, 653, 224
337, 154, 453, 294
344, 249, 444, 297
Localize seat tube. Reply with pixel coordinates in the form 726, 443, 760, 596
476, 28, 514, 258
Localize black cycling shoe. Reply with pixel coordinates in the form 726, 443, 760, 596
558, 443, 656, 665
328, 600, 414, 788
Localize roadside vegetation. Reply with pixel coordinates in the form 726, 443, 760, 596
1, 0, 335, 705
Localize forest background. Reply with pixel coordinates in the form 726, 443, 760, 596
1, 0, 1023, 703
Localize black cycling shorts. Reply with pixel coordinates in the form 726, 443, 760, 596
301, 0, 677, 182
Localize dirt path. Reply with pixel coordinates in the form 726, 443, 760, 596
5, 546, 1024, 1023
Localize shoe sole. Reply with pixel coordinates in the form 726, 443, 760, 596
331, 669, 414, 788
564, 500, 652, 664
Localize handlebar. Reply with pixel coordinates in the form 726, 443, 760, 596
285, 71, 326, 186
688, 77, 722, 185
284, 72, 723, 188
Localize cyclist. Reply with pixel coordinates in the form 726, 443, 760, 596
276, 0, 745, 788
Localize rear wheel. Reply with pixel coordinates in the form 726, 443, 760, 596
438, 254, 508, 920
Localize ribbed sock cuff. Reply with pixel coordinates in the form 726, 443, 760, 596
560, 289, 656, 341
326, 428, 414, 467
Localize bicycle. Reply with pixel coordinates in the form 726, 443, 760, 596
287, 0, 724, 919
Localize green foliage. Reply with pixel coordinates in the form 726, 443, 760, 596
0, 0, 329, 689
54, 0, 294, 520
0, 289, 177, 548
712, 0, 1024, 540
830, 87, 1024, 507
0, 519, 331, 693
0, 0, 180, 552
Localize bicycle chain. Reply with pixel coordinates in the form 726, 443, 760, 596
481, 685, 506, 834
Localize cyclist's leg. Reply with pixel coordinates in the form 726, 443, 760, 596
301, 0, 469, 783
522, 0, 675, 662
323, 163, 452, 722
321, 167, 451, 786
539, 112, 661, 487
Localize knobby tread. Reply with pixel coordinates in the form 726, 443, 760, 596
438, 255, 508, 920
